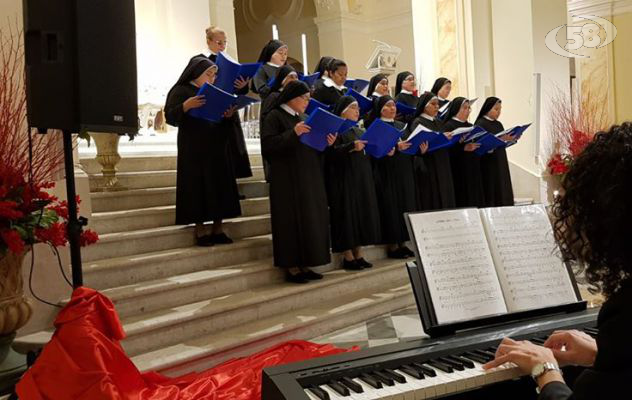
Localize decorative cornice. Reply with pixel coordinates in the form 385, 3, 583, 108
568, 0, 632, 17
239, 0, 305, 32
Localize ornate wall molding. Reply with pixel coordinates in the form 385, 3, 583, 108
567, 0, 632, 17
238, 0, 305, 32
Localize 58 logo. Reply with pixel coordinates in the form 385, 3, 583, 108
545, 15, 618, 58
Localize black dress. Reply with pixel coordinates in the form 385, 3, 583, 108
443, 118, 486, 208
409, 116, 456, 211
258, 91, 281, 182
327, 126, 381, 252
261, 108, 331, 268
372, 120, 417, 244
539, 282, 632, 400
165, 83, 242, 225
208, 53, 252, 179
475, 117, 514, 207
252, 64, 279, 100
312, 80, 346, 106
395, 92, 419, 125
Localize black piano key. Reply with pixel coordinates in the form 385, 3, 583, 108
359, 373, 383, 389
327, 381, 350, 397
531, 338, 546, 345
475, 349, 496, 360
460, 352, 488, 364
307, 386, 330, 400
438, 357, 465, 371
447, 355, 475, 369
371, 371, 396, 386
487, 346, 498, 353
427, 360, 454, 373
584, 327, 599, 336
383, 368, 407, 384
412, 362, 437, 377
400, 364, 425, 379
340, 377, 363, 393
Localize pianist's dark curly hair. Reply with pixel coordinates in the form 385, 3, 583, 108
552, 122, 632, 298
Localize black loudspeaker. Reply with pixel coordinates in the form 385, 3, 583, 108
23, 0, 138, 134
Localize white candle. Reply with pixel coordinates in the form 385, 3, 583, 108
272, 24, 279, 40
301, 34, 308, 75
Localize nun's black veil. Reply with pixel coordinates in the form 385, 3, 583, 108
166, 56, 216, 106
444, 97, 468, 121
413, 92, 438, 120
395, 71, 414, 96
332, 95, 357, 117
366, 74, 389, 97
273, 80, 310, 109
257, 40, 287, 63
269, 65, 298, 93
476, 97, 501, 121
431, 77, 451, 96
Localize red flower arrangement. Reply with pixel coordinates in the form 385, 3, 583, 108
0, 22, 98, 256
0, 163, 99, 255
546, 86, 609, 178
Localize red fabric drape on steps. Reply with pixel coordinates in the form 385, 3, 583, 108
16, 287, 358, 399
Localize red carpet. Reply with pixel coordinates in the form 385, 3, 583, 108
16, 287, 357, 399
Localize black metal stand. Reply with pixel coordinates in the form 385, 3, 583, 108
62, 130, 84, 288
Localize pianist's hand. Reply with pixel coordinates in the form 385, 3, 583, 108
483, 337, 559, 374
544, 330, 597, 367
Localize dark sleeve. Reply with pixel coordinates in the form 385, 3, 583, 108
165, 86, 188, 127
261, 112, 299, 158
253, 68, 271, 98
539, 382, 574, 400
333, 130, 355, 153
235, 83, 250, 96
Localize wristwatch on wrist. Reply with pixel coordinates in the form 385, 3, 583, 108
531, 362, 562, 393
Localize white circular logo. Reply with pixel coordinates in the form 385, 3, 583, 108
545, 15, 617, 58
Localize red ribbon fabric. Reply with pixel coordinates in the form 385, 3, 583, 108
16, 287, 358, 399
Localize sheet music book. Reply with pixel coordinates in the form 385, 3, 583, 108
337, 119, 358, 133
406, 205, 577, 325
345, 89, 374, 114
189, 83, 259, 123
305, 98, 332, 115
473, 133, 507, 155
300, 108, 345, 152
401, 124, 439, 155
345, 79, 370, 93
214, 52, 262, 94
361, 119, 402, 158
500, 123, 532, 148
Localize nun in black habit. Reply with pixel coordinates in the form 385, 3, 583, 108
443, 97, 486, 208
260, 81, 336, 283
313, 56, 334, 88
409, 92, 456, 210
475, 97, 515, 207
394, 71, 419, 125
430, 77, 452, 109
252, 40, 288, 99
165, 56, 241, 246
366, 73, 390, 99
368, 96, 417, 259
203, 35, 253, 181
258, 65, 299, 182
327, 96, 381, 270
312, 59, 348, 106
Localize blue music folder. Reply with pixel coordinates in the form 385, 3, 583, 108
400, 125, 439, 155
305, 98, 332, 115
300, 72, 321, 87
345, 79, 370, 93
337, 119, 358, 134
503, 123, 531, 148
300, 108, 345, 152
361, 119, 403, 159
474, 133, 507, 156
214, 52, 262, 94
396, 102, 416, 117
189, 83, 260, 122
345, 89, 373, 115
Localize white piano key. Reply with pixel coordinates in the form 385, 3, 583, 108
305, 389, 321, 400
352, 378, 386, 400
395, 369, 429, 399
319, 384, 350, 400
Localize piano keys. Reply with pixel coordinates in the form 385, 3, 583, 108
262, 308, 598, 399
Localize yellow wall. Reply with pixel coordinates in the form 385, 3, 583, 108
613, 12, 632, 123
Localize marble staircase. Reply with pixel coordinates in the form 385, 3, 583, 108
17, 151, 415, 376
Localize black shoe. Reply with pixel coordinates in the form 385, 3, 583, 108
301, 269, 323, 280
196, 234, 215, 247
342, 258, 363, 270
400, 246, 415, 258
356, 258, 373, 268
387, 248, 408, 259
286, 271, 309, 284
212, 232, 233, 245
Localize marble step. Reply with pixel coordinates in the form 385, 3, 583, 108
81, 214, 271, 262
133, 281, 415, 375
88, 166, 265, 191
86, 244, 391, 318
80, 153, 263, 174
90, 197, 269, 234
120, 258, 411, 357
83, 235, 274, 290
91, 181, 268, 212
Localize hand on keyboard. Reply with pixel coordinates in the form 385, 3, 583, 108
482, 337, 558, 375
544, 329, 598, 367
